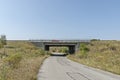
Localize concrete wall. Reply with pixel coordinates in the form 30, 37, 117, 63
31, 42, 80, 54
30, 40, 90, 53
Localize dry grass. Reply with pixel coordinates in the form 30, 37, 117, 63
6, 56, 47, 80
0, 41, 49, 80
68, 40, 120, 75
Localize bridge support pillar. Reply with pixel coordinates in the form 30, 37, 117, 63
75, 43, 80, 52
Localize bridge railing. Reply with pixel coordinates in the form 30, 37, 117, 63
29, 39, 90, 43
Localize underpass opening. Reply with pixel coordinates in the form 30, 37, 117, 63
50, 46, 68, 53
44, 44, 76, 54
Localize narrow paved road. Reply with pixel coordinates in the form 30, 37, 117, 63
37, 55, 120, 80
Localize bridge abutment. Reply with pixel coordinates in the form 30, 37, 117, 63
30, 40, 90, 54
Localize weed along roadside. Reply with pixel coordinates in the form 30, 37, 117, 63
0, 41, 49, 80
68, 40, 120, 75
1, 40, 120, 80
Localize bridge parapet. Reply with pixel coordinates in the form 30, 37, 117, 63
29, 39, 90, 43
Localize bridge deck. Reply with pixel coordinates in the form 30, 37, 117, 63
29, 40, 90, 43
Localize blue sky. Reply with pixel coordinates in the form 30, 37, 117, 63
0, 0, 120, 40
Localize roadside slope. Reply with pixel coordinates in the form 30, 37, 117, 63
68, 40, 120, 75
0, 41, 48, 80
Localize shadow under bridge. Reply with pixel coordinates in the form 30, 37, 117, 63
44, 43, 77, 54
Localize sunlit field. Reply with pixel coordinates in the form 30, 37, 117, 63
68, 40, 120, 75
0, 41, 49, 80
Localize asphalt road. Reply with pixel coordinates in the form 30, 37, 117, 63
37, 54, 120, 80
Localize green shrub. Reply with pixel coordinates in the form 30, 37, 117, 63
0, 43, 3, 48
34, 49, 46, 57
0, 63, 9, 80
91, 39, 100, 41
45, 51, 51, 55
78, 43, 89, 58
4, 53, 22, 68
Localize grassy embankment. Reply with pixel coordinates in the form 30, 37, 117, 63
0, 41, 49, 80
68, 40, 120, 75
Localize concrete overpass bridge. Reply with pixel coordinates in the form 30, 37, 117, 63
29, 39, 90, 54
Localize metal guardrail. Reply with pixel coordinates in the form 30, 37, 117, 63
29, 39, 90, 43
